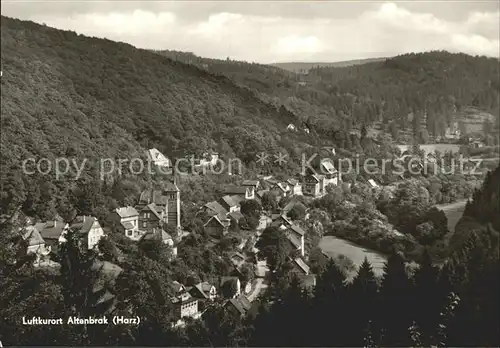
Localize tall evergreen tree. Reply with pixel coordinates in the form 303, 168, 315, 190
311, 260, 348, 346
412, 249, 441, 345
346, 257, 379, 345
376, 253, 413, 346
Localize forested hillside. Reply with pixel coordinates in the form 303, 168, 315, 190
159, 50, 499, 144
451, 165, 500, 250
308, 52, 500, 142
0, 16, 313, 218
0, 16, 307, 165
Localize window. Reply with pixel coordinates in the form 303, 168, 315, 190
126, 230, 133, 237
143, 213, 147, 218
142, 222, 147, 228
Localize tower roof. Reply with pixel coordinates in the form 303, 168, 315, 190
164, 180, 179, 192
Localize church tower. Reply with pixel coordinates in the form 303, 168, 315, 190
164, 178, 181, 231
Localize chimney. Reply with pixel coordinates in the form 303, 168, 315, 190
54, 220, 57, 227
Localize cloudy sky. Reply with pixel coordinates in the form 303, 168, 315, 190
2, 1, 499, 63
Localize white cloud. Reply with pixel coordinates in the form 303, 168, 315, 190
12, 2, 500, 62
38, 10, 177, 41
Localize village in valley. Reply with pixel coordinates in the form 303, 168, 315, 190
18, 144, 342, 327
16, 131, 495, 328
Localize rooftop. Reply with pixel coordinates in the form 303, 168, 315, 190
204, 201, 228, 216
69, 216, 98, 235
115, 206, 139, 218
242, 180, 260, 187
227, 295, 252, 316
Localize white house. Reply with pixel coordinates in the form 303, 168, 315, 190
112, 206, 144, 241
320, 158, 340, 187
147, 148, 172, 168
287, 179, 303, 196
22, 226, 51, 264
68, 216, 105, 250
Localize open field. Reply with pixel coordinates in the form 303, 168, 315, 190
319, 236, 387, 279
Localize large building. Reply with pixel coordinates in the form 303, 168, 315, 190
137, 180, 181, 230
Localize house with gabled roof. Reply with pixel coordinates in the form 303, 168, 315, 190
224, 295, 252, 317
22, 225, 44, 252
136, 203, 164, 233
168, 281, 199, 324
146, 148, 172, 168
35, 219, 69, 251
189, 282, 217, 301
68, 215, 105, 250
22, 225, 51, 263
203, 201, 228, 217
320, 158, 340, 187
204, 214, 231, 239
111, 206, 144, 241
302, 173, 325, 198
219, 195, 240, 213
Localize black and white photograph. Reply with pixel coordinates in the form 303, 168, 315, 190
0, 0, 499, 346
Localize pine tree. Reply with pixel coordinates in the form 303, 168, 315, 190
376, 253, 413, 346
312, 260, 348, 346
413, 249, 441, 345
347, 257, 379, 345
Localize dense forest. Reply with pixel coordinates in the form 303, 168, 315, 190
157, 50, 499, 143
1, 166, 498, 346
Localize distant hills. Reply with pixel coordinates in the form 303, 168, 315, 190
156, 49, 499, 144
271, 57, 388, 73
